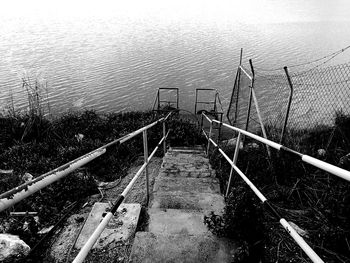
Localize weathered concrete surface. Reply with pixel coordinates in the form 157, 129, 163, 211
153, 176, 220, 194
168, 146, 206, 153
158, 169, 214, 178
163, 154, 209, 163
148, 208, 209, 235
151, 191, 225, 213
163, 155, 209, 165
75, 203, 141, 249
129, 232, 236, 263
129, 146, 236, 262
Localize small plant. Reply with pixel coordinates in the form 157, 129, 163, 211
20, 77, 51, 141
204, 183, 264, 263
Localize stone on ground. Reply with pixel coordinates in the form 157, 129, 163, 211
0, 234, 30, 263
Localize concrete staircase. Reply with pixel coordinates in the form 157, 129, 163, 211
129, 146, 236, 263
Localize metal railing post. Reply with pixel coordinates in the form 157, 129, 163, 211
206, 121, 213, 156
176, 88, 179, 110
200, 114, 204, 131
218, 113, 222, 142
249, 59, 271, 158
194, 89, 198, 114
143, 130, 149, 204
281, 66, 294, 144
237, 48, 243, 122
225, 131, 242, 197
244, 89, 253, 133
157, 89, 160, 111
236, 49, 243, 125
163, 121, 167, 155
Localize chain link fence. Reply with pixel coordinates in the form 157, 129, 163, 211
289, 63, 350, 129
227, 61, 350, 136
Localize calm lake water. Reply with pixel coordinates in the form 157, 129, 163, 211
0, 0, 349, 116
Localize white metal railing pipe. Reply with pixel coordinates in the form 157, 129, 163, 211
72, 162, 148, 263
209, 138, 267, 202
148, 130, 170, 162
301, 155, 350, 182
206, 122, 213, 156
202, 113, 212, 123
72, 211, 114, 263
250, 88, 271, 157
163, 122, 167, 154
207, 137, 324, 263
279, 218, 324, 263
239, 65, 253, 80
73, 129, 171, 263
0, 113, 173, 213
143, 130, 150, 204
212, 119, 281, 149
0, 149, 106, 212
225, 131, 242, 197
209, 116, 350, 182
163, 111, 174, 122
202, 129, 209, 140
120, 117, 164, 144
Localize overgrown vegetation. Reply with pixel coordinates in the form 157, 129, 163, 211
205, 113, 350, 263
0, 105, 203, 256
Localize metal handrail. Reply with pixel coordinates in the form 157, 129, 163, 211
202, 112, 350, 263
152, 88, 179, 113
72, 128, 171, 263
0, 112, 174, 213
194, 88, 224, 115
205, 115, 350, 182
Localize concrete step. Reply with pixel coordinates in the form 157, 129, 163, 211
129, 232, 236, 263
151, 191, 224, 213
161, 163, 213, 174
147, 208, 209, 235
164, 152, 209, 163
168, 146, 205, 155
170, 145, 204, 151
156, 169, 214, 178
162, 157, 210, 166
153, 176, 221, 194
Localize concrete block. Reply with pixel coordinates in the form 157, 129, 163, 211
75, 202, 141, 249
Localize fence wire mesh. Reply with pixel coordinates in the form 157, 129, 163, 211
289, 63, 350, 129
227, 61, 350, 135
